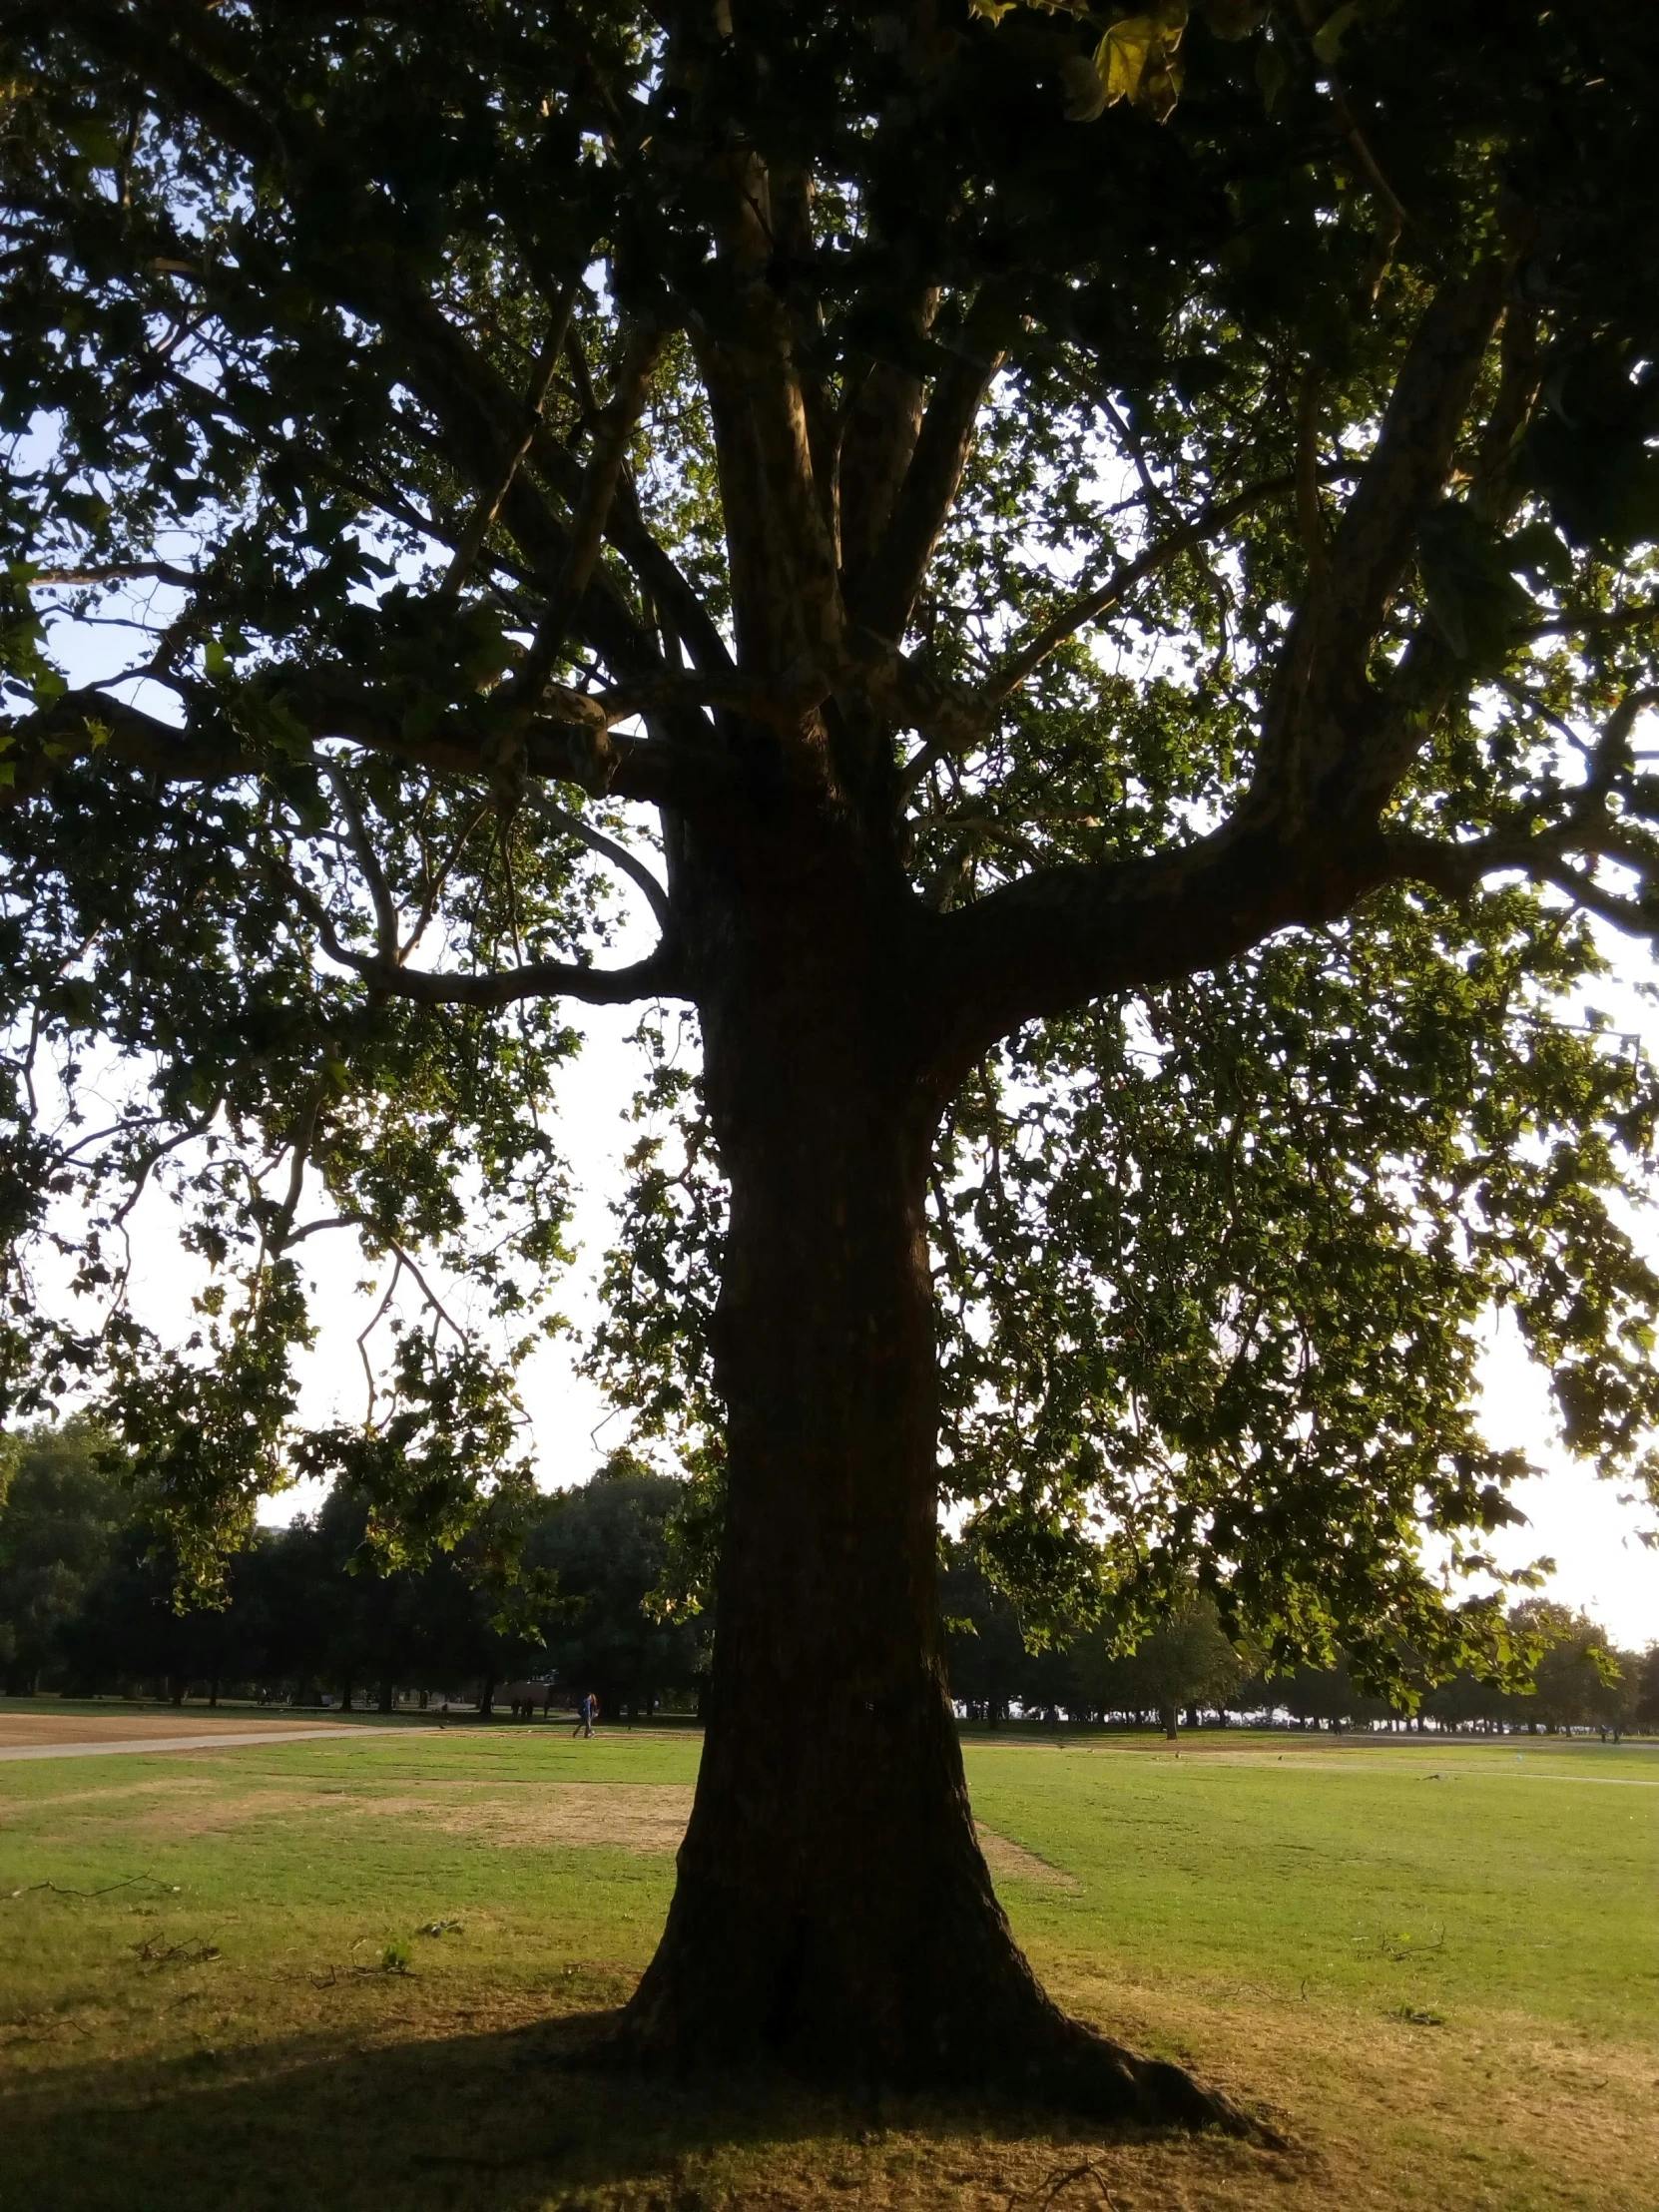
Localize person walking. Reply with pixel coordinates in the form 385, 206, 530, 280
572, 1690, 599, 1739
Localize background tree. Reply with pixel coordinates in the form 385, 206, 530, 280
0, 1417, 129, 1694
1514, 1599, 1622, 1735
6, 0, 1659, 2121
528, 1454, 710, 1720
1113, 1594, 1243, 1739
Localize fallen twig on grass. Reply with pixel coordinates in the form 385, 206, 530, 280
6, 1873, 177, 1902
1025, 2156, 1117, 2209
136, 1935, 220, 1966
0, 2009, 92, 2045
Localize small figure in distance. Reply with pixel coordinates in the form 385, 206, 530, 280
572, 1690, 599, 1739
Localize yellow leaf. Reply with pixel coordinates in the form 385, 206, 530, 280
1099, 16, 1157, 104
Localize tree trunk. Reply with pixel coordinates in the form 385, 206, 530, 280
616, 907, 1251, 2133
1160, 1702, 1180, 1742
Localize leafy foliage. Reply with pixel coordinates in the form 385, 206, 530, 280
0, 1, 1657, 1704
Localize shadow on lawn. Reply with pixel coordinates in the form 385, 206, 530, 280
0, 2008, 1143, 2211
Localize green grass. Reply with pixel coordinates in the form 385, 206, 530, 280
1, 1718, 1655, 2210
965, 1735, 1659, 2033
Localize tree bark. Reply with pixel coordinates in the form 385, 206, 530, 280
614, 876, 1254, 2133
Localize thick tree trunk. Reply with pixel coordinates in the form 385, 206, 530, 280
615, 896, 1253, 2133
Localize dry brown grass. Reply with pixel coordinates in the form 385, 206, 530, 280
10, 1774, 1088, 1895
0, 1711, 341, 1751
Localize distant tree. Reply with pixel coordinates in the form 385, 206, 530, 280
530, 1458, 709, 1719
0, 1418, 130, 1694
1512, 1601, 1616, 1734
1126, 1596, 1244, 1738
1635, 1646, 1659, 1735
941, 1544, 1031, 1728
1274, 1654, 1395, 1732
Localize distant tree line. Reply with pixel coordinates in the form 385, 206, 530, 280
2, 1419, 1654, 1737
0, 1420, 706, 1718
940, 1551, 1658, 1742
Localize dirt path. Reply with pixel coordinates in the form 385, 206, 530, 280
0, 1713, 439, 1760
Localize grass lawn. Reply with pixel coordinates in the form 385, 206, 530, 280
0, 1707, 1654, 2210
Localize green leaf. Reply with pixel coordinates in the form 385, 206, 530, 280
1255, 35, 1290, 109
1417, 502, 1533, 666
1311, 2, 1363, 66
1062, 51, 1110, 122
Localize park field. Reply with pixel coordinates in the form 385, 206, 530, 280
0, 1711, 1655, 2210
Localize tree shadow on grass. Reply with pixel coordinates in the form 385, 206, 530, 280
0, 2006, 1286, 2211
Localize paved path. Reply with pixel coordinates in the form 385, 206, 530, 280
0, 1726, 444, 1764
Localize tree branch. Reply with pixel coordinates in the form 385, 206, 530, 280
505, 323, 667, 716
436, 276, 582, 606
1251, 259, 1513, 823
975, 471, 1322, 712
521, 788, 673, 932
854, 320, 1007, 643
277, 848, 686, 1008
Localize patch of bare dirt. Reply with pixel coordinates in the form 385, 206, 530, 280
0, 1712, 333, 1751
973, 1825, 1082, 1892
49, 1780, 1083, 1887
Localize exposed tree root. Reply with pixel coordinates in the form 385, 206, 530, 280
575, 1994, 1283, 2150
1013, 2008, 1283, 2146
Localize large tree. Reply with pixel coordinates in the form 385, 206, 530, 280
5, 0, 1659, 2125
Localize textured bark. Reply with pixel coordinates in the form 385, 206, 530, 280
614, 859, 1256, 2132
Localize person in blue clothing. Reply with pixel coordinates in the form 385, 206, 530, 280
572, 1690, 599, 1739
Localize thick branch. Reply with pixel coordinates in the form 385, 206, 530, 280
507, 324, 667, 715
1, 681, 711, 816
920, 819, 1366, 1087
281, 853, 687, 1007
344, 943, 687, 1009
0, 691, 261, 803
855, 325, 1007, 643
1253, 261, 1512, 822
